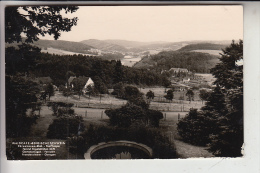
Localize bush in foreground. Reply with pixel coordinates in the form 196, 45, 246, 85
47, 115, 84, 139
177, 109, 216, 146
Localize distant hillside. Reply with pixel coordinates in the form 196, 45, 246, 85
138, 42, 184, 51
81, 39, 187, 53
134, 51, 220, 73
80, 39, 128, 52
104, 39, 149, 48
6, 39, 94, 54
104, 39, 184, 51
104, 39, 170, 48
178, 43, 228, 52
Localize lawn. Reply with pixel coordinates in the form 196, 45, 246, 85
51, 89, 204, 112
159, 112, 213, 158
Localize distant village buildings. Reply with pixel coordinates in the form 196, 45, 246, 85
169, 68, 189, 74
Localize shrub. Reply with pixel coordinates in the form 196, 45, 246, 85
146, 110, 163, 127
57, 107, 75, 117
177, 109, 215, 146
6, 75, 40, 137
105, 103, 146, 128
47, 101, 74, 116
47, 115, 84, 139
67, 135, 86, 154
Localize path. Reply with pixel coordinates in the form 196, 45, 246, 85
174, 140, 213, 158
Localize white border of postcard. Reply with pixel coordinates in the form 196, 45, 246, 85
0, 1, 260, 173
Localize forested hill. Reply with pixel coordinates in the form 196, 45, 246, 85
6, 47, 170, 88
178, 43, 228, 52
133, 51, 220, 73
6, 39, 94, 54
81, 39, 128, 52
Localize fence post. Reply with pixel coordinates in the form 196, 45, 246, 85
101, 111, 103, 119
85, 110, 87, 118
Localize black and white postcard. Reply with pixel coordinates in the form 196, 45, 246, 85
4, 4, 245, 161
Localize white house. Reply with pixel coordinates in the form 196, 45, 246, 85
82, 77, 94, 94
67, 76, 94, 94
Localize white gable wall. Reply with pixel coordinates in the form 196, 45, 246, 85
82, 78, 94, 93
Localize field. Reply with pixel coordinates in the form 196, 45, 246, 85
41, 47, 94, 56
195, 73, 216, 85
7, 87, 213, 159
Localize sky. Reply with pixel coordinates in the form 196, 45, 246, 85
41, 5, 243, 43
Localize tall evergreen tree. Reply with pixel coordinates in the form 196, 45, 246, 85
207, 40, 243, 157
113, 60, 124, 83
177, 40, 243, 157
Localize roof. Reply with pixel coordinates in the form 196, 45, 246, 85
70, 76, 93, 87
68, 76, 76, 85
169, 68, 188, 72
75, 76, 90, 84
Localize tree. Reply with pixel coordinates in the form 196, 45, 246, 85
44, 83, 55, 101
5, 6, 78, 43
177, 108, 218, 146
113, 60, 124, 83
207, 40, 243, 157
211, 40, 243, 90
124, 85, 142, 100
5, 5, 79, 140
112, 82, 125, 98
92, 76, 108, 94
105, 103, 146, 128
177, 40, 243, 157
87, 85, 95, 98
6, 75, 40, 137
179, 95, 184, 103
71, 78, 85, 100
186, 89, 194, 103
6, 44, 42, 75
128, 95, 149, 110
63, 87, 73, 98
146, 90, 155, 100
199, 89, 211, 103
162, 77, 171, 92
164, 89, 174, 102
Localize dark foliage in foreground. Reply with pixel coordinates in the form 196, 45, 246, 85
177, 40, 243, 157
177, 109, 216, 146
47, 102, 84, 139
6, 75, 40, 137
5, 6, 78, 43
47, 115, 84, 139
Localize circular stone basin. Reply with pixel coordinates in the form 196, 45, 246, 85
84, 141, 153, 159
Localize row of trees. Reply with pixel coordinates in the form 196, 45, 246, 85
146, 88, 195, 103
177, 40, 243, 157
